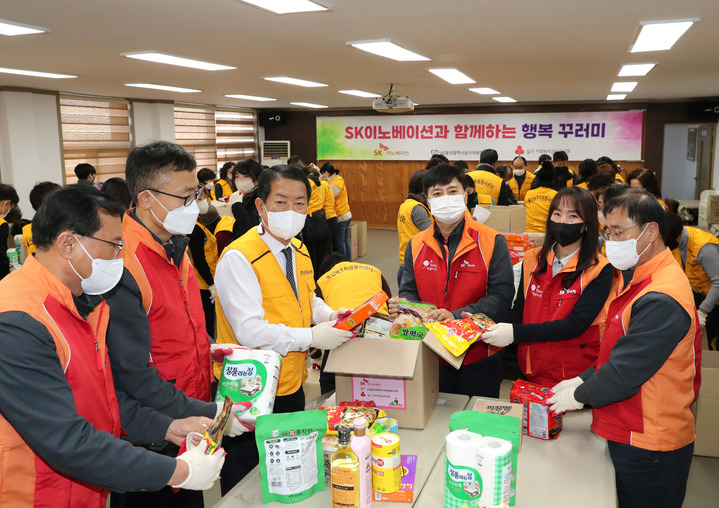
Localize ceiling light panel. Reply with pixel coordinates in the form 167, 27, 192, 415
290, 102, 328, 108
606, 94, 627, 101
238, 0, 329, 15
347, 39, 430, 61
338, 90, 381, 98
618, 63, 656, 77
0, 67, 76, 79
428, 68, 475, 84
125, 83, 200, 93
630, 20, 695, 53
0, 19, 48, 36
225, 94, 277, 101
469, 87, 500, 95
493, 97, 516, 103
265, 76, 327, 87
123, 52, 235, 71
611, 82, 637, 92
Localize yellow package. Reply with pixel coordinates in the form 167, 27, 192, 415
425, 313, 496, 357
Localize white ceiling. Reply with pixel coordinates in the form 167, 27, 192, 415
1, 0, 718, 110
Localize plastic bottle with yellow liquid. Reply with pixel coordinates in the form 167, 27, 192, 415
331, 426, 360, 508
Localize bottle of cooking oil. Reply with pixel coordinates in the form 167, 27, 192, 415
331, 426, 360, 508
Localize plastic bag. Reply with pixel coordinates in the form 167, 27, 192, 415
425, 313, 496, 357
389, 302, 436, 340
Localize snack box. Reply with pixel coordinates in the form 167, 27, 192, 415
334, 291, 389, 331
373, 455, 417, 502
509, 380, 562, 440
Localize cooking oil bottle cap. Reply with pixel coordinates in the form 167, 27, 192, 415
338, 426, 352, 444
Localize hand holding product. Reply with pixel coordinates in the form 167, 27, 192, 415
172, 440, 225, 490
311, 320, 353, 350
547, 385, 584, 415
481, 323, 514, 347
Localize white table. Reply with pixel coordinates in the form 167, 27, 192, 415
213, 393, 469, 508
413, 396, 617, 508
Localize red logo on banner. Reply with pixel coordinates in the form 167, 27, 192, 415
515, 145, 525, 155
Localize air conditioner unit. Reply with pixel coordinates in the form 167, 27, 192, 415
261, 140, 290, 165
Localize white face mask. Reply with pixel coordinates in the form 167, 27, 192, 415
197, 199, 209, 215
513, 169, 526, 176
68, 235, 124, 295
148, 192, 200, 235
0, 202, 13, 219
605, 225, 650, 271
263, 208, 307, 241
235, 179, 255, 194
429, 194, 466, 224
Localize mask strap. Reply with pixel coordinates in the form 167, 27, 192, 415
635, 224, 652, 258
68, 235, 94, 283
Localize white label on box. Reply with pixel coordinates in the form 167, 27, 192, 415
351, 376, 406, 410
263, 431, 319, 495
528, 401, 548, 439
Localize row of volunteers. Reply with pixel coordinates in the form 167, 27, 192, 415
390, 161, 703, 508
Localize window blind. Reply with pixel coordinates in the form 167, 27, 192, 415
216, 109, 257, 166
174, 105, 217, 170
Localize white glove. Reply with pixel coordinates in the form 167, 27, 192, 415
481, 323, 514, 347
329, 308, 351, 321
310, 321, 353, 350
698, 310, 708, 328
208, 284, 216, 304
214, 400, 255, 437
547, 385, 584, 415
172, 440, 225, 490
551, 376, 584, 394
228, 191, 243, 206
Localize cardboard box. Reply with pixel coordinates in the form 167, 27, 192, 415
325, 338, 439, 429
349, 223, 359, 260
695, 350, 719, 457
373, 455, 417, 502
482, 205, 527, 234
706, 195, 719, 223
334, 291, 389, 331
354, 221, 368, 257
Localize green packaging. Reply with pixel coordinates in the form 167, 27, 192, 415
255, 410, 327, 504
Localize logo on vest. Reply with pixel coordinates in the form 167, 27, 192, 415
422, 259, 439, 272
530, 283, 543, 298
460, 260, 476, 269
558, 287, 578, 296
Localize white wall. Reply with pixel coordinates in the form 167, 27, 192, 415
0, 91, 64, 218
662, 124, 699, 201
132, 101, 176, 145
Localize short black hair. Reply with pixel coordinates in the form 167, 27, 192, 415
257, 165, 311, 202
533, 161, 557, 189
234, 158, 263, 184
0, 183, 20, 205
29, 182, 61, 211
423, 163, 467, 194
33, 184, 125, 249
319, 252, 349, 277
464, 174, 476, 189
407, 170, 427, 195
101, 177, 132, 210
512, 156, 527, 165
197, 168, 216, 184
479, 149, 498, 166
666, 212, 684, 248
538, 154, 552, 164
74, 163, 96, 180
454, 160, 469, 170
587, 172, 615, 193
596, 156, 618, 174
553, 151, 569, 162
604, 188, 667, 240
496, 164, 511, 179
125, 141, 196, 200
426, 154, 449, 169
578, 159, 598, 181
320, 162, 339, 176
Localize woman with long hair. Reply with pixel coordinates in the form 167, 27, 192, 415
320, 162, 352, 259
482, 187, 615, 386
215, 161, 236, 199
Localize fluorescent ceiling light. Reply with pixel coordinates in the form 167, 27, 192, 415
338, 90, 381, 98
225, 94, 277, 101
630, 20, 695, 52
123, 51, 235, 71
611, 81, 637, 93
347, 39, 429, 62
606, 94, 627, 101
0, 67, 76, 79
618, 63, 656, 77
290, 102, 328, 109
265, 76, 327, 87
469, 87, 500, 95
493, 97, 516, 103
238, 0, 329, 15
428, 68, 475, 85
0, 19, 48, 36
125, 83, 200, 93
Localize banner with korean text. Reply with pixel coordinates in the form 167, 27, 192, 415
316, 111, 643, 161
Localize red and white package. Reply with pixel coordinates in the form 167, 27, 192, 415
510, 379, 563, 440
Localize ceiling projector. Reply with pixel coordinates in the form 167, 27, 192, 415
373, 84, 414, 113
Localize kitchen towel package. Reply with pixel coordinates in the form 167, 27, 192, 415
255, 410, 327, 503
215, 347, 281, 425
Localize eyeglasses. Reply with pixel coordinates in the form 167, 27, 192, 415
81, 235, 125, 258
600, 224, 642, 241
143, 185, 205, 206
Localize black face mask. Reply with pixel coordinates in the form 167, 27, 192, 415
467, 193, 478, 210
548, 220, 585, 247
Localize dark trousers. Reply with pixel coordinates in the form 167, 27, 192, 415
439, 354, 501, 398
695, 292, 719, 349
396, 265, 404, 288
200, 289, 215, 339
219, 386, 306, 496
306, 237, 331, 278
333, 220, 351, 259
607, 440, 694, 508
319, 349, 335, 395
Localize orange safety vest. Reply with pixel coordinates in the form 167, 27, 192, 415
321, 180, 337, 219
331, 175, 350, 216
215, 228, 314, 396
216, 179, 233, 199
397, 198, 430, 264
591, 248, 701, 451
673, 227, 719, 296
508, 171, 535, 201
0, 256, 120, 507
307, 179, 325, 216
21, 222, 34, 256
519, 248, 610, 386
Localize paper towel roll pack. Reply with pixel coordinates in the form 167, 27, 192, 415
445, 430, 513, 508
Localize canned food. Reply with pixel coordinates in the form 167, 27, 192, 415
371, 433, 401, 493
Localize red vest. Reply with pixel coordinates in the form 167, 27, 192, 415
0, 256, 121, 507
519, 248, 610, 387
121, 214, 212, 402
591, 249, 701, 451
410, 218, 498, 364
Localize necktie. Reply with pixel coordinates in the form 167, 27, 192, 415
281, 246, 299, 300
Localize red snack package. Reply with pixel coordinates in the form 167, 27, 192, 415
510, 379, 563, 440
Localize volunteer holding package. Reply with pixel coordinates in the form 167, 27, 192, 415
548, 189, 701, 508
481, 187, 614, 387
0, 186, 224, 507
390, 163, 514, 397
213, 165, 353, 493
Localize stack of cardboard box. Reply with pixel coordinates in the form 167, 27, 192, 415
501, 233, 534, 265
